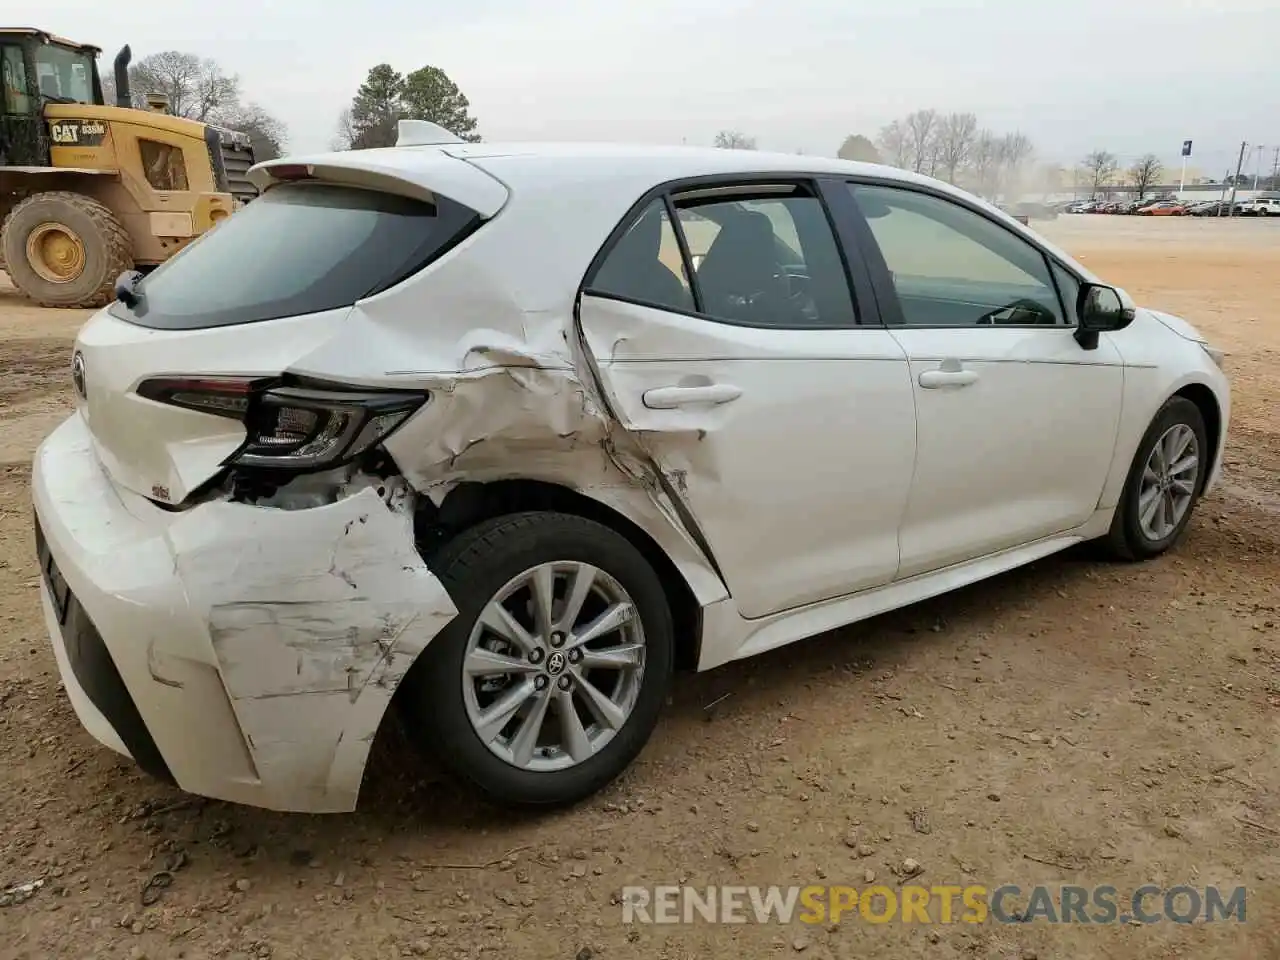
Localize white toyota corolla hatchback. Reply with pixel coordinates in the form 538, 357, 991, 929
32, 124, 1229, 813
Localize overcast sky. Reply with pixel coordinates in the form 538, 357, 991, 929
35, 0, 1280, 176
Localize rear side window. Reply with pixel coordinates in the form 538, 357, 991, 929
586, 184, 858, 329
586, 199, 694, 313
114, 182, 481, 330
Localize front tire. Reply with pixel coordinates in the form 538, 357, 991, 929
1, 191, 133, 308
399, 512, 674, 806
1104, 397, 1209, 560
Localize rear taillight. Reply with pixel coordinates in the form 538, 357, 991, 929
137, 377, 427, 472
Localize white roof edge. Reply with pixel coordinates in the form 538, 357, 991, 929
247, 150, 509, 218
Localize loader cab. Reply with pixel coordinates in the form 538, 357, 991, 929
0, 28, 104, 166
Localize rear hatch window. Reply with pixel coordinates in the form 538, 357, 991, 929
112, 182, 482, 330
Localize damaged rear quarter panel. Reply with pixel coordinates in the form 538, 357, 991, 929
170, 487, 457, 810
284, 200, 731, 609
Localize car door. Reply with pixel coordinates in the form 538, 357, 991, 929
576, 180, 917, 619
845, 181, 1125, 580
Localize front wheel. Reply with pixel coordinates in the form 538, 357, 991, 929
1, 191, 133, 308
399, 512, 674, 806
1104, 397, 1209, 560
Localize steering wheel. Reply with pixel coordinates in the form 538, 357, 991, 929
976, 298, 1057, 325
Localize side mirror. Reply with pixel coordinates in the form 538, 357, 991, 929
1075, 282, 1135, 349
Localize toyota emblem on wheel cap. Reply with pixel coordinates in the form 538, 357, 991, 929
71, 351, 86, 400
545, 651, 567, 676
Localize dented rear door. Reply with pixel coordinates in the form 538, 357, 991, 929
576, 185, 916, 620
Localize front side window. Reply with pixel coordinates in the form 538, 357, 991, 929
33, 44, 93, 103
1, 45, 30, 114
850, 183, 1066, 327
112, 181, 481, 330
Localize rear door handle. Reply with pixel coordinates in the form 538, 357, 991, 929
918, 369, 979, 389
642, 384, 743, 409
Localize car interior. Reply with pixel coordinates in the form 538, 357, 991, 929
855, 187, 1066, 326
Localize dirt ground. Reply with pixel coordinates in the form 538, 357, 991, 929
1, 215, 1278, 960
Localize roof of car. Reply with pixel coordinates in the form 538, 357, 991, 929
452, 141, 947, 190
263, 140, 936, 194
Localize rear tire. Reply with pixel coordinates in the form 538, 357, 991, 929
399, 511, 674, 807
1, 191, 133, 308
1104, 397, 1209, 561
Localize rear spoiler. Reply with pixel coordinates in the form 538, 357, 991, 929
247, 148, 508, 218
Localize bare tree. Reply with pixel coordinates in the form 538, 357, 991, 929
876, 120, 912, 169
217, 102, 287, 160
1129, 154, 1163, 198
1082, 150, 1119, 197
128, 51, 240, 121
996, 131, 1034, 198
332, 108, 359, 150
713, 130, 756, 150
935, 112, 978, 183
968, 130, 1002, 198
904, 109, 939, 174
837, 134, 881, 164
1033, 162, 1066, 198
101, 50, 285, 157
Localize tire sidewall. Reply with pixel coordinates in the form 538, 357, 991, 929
1119, 397, 1209, 558
410, 514, 674, 805
2, 194, 122, 305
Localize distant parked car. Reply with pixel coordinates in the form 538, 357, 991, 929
1239, 197, 1280, 216
1012, 201, 1057, 220
1138, 201, 1186, 216
1192, 200, 1248, 217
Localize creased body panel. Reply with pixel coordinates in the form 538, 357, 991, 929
577, 294, 916, 620
33, 414, 457, 812
75, 306, 353, 503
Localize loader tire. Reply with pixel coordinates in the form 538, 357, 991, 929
1, 191, 133, 308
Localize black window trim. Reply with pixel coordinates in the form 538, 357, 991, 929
579, 172, 882, 331
842, 176, 1083, 331
661, 193, 703, 315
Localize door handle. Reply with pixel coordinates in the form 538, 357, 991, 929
642, 383, 743, 409
918, 369, 979, 389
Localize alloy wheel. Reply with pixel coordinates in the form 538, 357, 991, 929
461, 561, 647, 772
1138, 423, 1200, 541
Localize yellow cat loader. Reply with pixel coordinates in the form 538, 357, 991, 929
0, 28, 258, 307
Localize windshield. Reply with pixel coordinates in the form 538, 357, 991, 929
34, 44, 95, 103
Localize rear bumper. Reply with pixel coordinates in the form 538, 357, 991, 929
32, 413, 458, 813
